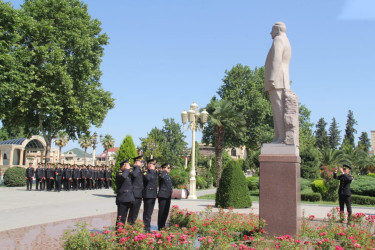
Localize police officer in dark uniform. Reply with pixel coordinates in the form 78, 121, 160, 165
129, 155, 144, 225
25, 162, 35, 191
157, 163, 173, 230
42, 164, 47, 190
65, 164, 72, 191
87, 165, 93, 190
80, 165, 88, 190
334, 164, 353, 223
62, 164, 68, 191
72, 164, 80, 191
54, 163, 63, 192
143, 158, 158, 232
116, 159, 135, 225
46, 163, 54, 191
35, 163, 44, 191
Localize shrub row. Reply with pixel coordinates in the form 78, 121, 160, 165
301, 192, 321, 202
351, 176, 375, 197
351, 194, 375, 205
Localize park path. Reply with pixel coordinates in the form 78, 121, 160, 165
0, 186, 374, 233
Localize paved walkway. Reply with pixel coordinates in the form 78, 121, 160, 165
1, 186, 375, 232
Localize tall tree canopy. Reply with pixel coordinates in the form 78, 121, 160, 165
0, 0, 114, 162
343, 110, 357, 148
314, 117, 329, 150
358, 132, 371, 153
328, 117, 341, 149
216, 64, 273, 150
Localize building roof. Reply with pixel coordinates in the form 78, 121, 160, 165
97, 147, 119, 158
64, 148, 92, 158
0, 138, 27, 145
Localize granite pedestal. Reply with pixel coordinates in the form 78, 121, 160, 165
259, 144, 301, 236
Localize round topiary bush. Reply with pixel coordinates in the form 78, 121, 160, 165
4, 167, 26, 187
215, 160, 252, 208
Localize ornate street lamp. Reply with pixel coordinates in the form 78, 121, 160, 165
181, 102, 208, 199
91, 132, 98, 165
147, 141, 158, 159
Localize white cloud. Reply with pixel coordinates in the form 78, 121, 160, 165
339, 0, 375, 20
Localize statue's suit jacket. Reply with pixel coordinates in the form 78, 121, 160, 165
264, 33, 291, 92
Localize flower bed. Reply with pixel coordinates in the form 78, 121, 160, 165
63, 205, 375, 249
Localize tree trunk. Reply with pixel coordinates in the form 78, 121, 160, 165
59, 146, 62, 163
215, 126, 225, 187
84, 148, 87, 165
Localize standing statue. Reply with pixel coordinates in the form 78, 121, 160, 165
265, 22, 298, 146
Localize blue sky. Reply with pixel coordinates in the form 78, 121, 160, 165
7, 0, 375, 154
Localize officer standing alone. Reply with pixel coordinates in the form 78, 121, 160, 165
334, 164, 353, 223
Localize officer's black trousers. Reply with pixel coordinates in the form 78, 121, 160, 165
55, 179, 62, 192
117, 202, 133, 225
339, 195, 352, 218
36, 179, 42, 190
129, 198, 142, 225
26, 178, 33, 190
143, 198, 156, 232
158, 197, 171, 230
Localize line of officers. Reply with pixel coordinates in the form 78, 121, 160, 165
25, 162, 113, 192
116, 155, 173, 232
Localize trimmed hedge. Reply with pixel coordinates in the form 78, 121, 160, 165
215, 160, 252, 208
4, 167, 26, 187
246, 176, 259, 191
351, 195, 375, 205
351, 176, 375, 197
249, 190, 259, 197
301, 192, 321, 202
367, 173, 375, 178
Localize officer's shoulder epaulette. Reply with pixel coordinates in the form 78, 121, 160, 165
118, 171, 123, 176
143, 171, 147, 175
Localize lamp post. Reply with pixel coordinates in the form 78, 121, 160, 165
183, 148, 190, 169
91, 132, 98, 165
181, 102, 208, 199
147, 142, 158, 159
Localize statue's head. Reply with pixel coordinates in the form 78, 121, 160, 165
271, 22, 286, 39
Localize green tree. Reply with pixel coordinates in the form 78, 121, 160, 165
358, 132, 371, 153
299, 104, 320, 179
328, 117, 341, 149
101, 134, 115, 165
314, 118, 330, 150
140, 128, 164, 160
161, 118, 186, 166
140, 118, 186, 166
112, 135, 138, 193
319, 148, 344, 167
203, 99, 246, 187
78, 133, 91, 165
342, 110, 357, 148
54, 131, 69, 163
0, 0, 114, 163
217, 64, 273, 150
